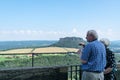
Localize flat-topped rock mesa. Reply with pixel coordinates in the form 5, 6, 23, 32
50, 37, 86, 48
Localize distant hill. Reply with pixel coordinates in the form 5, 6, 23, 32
50, 37, 120, 53
0, 38, 120, 53
50, 37, 86, 48
0, 40, 57, 51
110, 40, 120, 48
110, 40, 120, 53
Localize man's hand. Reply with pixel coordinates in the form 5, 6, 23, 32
81, 59, 87, 64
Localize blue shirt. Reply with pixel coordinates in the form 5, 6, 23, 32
81, 40, 106, 72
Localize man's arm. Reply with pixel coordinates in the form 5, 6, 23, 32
81, 44, 91, 64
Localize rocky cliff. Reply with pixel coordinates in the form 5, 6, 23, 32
50, 37, 86, 48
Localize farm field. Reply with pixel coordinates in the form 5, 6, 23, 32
0, 47, 80, 69
0, 47, 120, 80
0, 47, 78, 54
0, 47, 120, 69
0, 54, 81, 69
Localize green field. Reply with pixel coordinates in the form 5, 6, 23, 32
0, 47, 80, 69
0, 47, 120, 80
0, 54, 81, 69
0, 53, 120, 69
0, 46, 119, 69
115, 53, 120, 63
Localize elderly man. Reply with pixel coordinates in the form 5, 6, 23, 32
81, 30, 106, 80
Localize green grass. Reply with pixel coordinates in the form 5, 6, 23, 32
115, 53, 120, 62
0, 54, 120, 80
0, 53, 120, 69
0, 57, 15, 62
0, 54, 81, 69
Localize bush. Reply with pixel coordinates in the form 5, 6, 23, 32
0, 54, 81, 69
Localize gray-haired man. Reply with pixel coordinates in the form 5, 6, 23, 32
81, 30, 106, 80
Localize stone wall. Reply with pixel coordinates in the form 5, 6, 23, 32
0, 66, 68, 80
0, 66, 120, 80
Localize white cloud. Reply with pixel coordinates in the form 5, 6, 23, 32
26, 30, 32, 35
0, 30, 68, 41
19, 30, 26, 34
97, 29, 120, 40
0, 30, 11, 34
0, 29, 120, 41
72, 28, 77, 33
13, 30, 19, 34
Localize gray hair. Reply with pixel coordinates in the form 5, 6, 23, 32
87, 30, 98, 39
100, 38, 110, 47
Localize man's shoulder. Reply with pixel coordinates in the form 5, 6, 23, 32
87, 40, 105, 49
88, 40, 100, 45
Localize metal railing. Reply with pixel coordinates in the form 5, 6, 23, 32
0, 52, 82, 80
0, 53, 34, 68
0, 53, 120, 80
0, 52, 79, 69
68, 65, 82, 80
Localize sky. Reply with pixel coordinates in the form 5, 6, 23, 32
0, 0, 120, 41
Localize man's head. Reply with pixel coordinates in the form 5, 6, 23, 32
86, 30, 98, 42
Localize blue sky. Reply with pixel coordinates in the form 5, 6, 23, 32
0, 0, 120, 41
